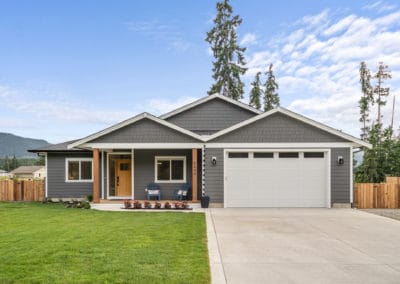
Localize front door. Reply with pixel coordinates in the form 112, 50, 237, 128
115, 159, 132, 197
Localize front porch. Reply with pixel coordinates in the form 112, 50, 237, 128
92, 147, 203, 203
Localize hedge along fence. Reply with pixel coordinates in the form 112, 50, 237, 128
354, 182, 400, 209
0, 179, 45, 202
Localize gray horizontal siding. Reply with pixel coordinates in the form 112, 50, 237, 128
204, 148, 224, 203
47, 152, 93, 198
210, 112, 348, 143
331, 148, 351, 203
91, 118, 199, 143
166, 98, 256, 132
133, 149, 201, 200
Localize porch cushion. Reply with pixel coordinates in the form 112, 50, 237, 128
148, 189, 160, 195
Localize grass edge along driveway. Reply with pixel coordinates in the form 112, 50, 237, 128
0, 202, 210, 283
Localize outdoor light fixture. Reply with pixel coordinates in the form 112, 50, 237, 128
211, 156, 217, 165
337, 156, 344, 165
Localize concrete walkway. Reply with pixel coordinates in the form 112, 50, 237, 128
208, 208, 400, 284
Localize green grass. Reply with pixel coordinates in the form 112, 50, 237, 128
0, 203, 210, 283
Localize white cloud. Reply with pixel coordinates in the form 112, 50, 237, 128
323, 15, 357, 36
126, 20, 191, 52
244, 8, 400, 136
0, 85, 134, 125
363, 1, 396, 13
240, 33, 257, 46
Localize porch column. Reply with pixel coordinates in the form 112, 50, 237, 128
93, 148, 100, 203
192, 148, 198, 202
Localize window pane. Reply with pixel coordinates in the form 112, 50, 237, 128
81, 161, 92, 180
254, 152, 274, 158
228, 152, 248, 158
120, 163, 129, 171
304, 152, 324, 158
279, 152, 299, 158
68, 161, 79, 180
171, 160, 184, 180
157, 160, 170, 180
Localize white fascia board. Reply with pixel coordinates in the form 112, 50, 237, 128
206, 142, 356, 148
68, 112, 205, 149
159, 93, 262, 119
205, 107, 371, 149
82, 143, 204, 149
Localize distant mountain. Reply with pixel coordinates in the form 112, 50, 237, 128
0, 133, 51, 158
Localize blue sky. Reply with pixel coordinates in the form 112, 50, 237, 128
0, 0, 399, 143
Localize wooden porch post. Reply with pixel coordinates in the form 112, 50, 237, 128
192, 148, 198, 202
93, 148, 100, 203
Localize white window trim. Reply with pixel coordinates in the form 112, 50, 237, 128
65, 158, 93, 182
154, 156, 186, 183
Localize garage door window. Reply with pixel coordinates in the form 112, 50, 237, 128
304, 152, 324, 158
228, 152, 248, 158
279, 152, 299, 158
254, 152, 274, 158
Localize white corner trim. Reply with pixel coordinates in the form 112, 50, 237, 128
350, 146, 354, 204
68, 113, 205, 149
205, 107, 371, 148
159, 93, 262, 119
154, 156, 187, 183
131, 149, 135, 200
45, 153, 48, 198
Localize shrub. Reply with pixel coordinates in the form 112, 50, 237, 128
164, 202, 171, 209
86, 195, 93, 202
123, 200, 131, 209
174, 201, 184, 209
144, 201, 152, 209
154, 202, 162, 209
133, 201, 142, 209
84, 202, 91, 209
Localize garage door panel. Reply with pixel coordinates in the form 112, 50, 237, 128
225, 150, 328, 208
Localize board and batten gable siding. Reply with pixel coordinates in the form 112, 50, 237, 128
90, 118, 200, 143
133, 149, 201, 200
331, 148, 351, 203
47, 152, 94, 198
204, 148, 224, 203
209, 112, 347, 143
165, 98, 256, 132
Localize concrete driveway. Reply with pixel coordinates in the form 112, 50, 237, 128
207, 208, 400, 284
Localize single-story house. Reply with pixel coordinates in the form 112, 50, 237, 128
10, 166, 46, 179
0, 169, 12, 178
30, 94, 370, 208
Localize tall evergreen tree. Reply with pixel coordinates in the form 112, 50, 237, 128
263, 63, 279, 111
206, 0, 247, 100
249, 72, 262, 110
373, 62, 391, 125
359, 62, 373, 141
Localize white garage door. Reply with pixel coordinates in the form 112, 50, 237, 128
225, 150, 329, 207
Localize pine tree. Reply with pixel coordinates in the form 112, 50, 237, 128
358, 61, 373, 141
373, 62, 391, 125
249, 72, 262, 110
264, 63, 279, 111
206, 0, 247, 100
11, 155, 18, 171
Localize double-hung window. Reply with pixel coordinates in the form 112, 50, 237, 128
66, 158, 93, 182
155, 156, 186, 183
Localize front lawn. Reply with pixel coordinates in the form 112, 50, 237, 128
0, 203, 210, 283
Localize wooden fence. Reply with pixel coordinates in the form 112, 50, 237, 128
0, 179, 45, 202
354, 182, 400, 209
